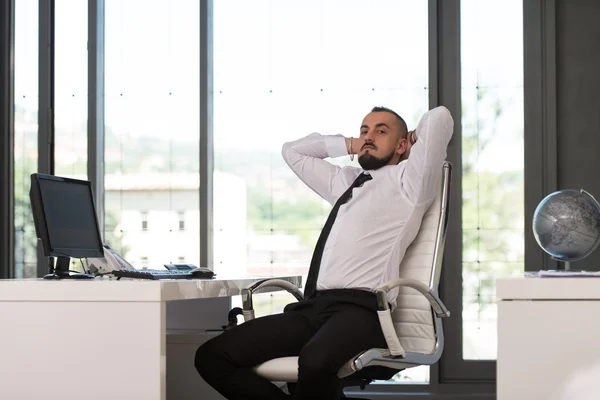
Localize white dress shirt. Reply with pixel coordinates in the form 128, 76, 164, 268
281, 106, 454, 308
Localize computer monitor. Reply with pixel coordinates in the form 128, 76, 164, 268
29, 173, 104, 279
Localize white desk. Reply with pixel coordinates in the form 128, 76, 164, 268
497, 276, 600, 400
0, 276, 301, 400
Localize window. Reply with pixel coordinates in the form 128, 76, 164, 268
141, 211, 148, 232
461, 0, 524, 361
178, 211, 185, 231
104, 0, 200, 269
213, 0, 429, 383
13, 0, 39, 278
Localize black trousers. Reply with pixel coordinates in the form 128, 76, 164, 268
195, 289, 388, 400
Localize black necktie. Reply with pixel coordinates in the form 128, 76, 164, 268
303, 172, 373, 299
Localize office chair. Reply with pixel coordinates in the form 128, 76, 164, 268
240, 161, 452, 398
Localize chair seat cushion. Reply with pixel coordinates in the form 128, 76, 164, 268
253, 356, 409, 383
253, 357, 300, 382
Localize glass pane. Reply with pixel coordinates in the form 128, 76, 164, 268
14, 0, 39, 278
462, 294, 498, 360
461, 2, 523, 89
54, 0, 87, 178
105, 0, 200, 268
214, 0, 428, 384
461, 1, 524, 362
463, 259, 523, 360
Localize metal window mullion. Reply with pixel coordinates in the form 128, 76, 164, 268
199, 0, 214, 268
0, 0, 15, 279
37, 0, 55, 277
38, 0, 54, 176
524, 0, 557, 272
426, 0, 441, 389
435, 0, 466, 381
88, 0, 106, 237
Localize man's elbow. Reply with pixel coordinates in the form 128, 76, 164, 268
431, 106, 454, 141
281, 141, 292, 162
431, 106, 452, 123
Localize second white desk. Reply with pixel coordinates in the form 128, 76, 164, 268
497, 276, 600, 400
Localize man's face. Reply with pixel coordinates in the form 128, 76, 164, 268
358, 111, 405, 170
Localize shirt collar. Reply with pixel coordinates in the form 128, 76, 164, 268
361, 163, 398, 179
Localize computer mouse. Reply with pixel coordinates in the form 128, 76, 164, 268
190, 266, 215, 279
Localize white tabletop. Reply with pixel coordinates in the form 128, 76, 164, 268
0, 275, 302, 302
497, 275, 600, 300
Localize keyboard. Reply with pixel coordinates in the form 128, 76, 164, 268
112, 269, 195, 280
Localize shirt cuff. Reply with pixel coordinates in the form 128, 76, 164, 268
324, 135, 348, 158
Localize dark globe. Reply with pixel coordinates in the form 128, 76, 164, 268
533, 189, 600, 262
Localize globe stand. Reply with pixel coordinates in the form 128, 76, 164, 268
554, 258, 573, 271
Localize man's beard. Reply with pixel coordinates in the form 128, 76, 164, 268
358, 149, 395, 170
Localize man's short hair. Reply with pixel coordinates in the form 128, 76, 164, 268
371, 106, 408, 137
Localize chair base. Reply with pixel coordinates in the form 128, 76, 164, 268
347, 365, 399, 381
285, 365, 400, 399
287, 383, 372, 400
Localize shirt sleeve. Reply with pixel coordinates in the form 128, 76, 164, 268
400, 106, 454, 204
281, 133, 348, 204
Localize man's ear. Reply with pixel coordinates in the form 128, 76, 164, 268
399, 135, 413, 162
396, 138, 408, 156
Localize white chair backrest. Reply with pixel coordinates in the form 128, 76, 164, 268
392, 162, 451, 354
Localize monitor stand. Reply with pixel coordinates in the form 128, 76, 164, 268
43, 256, 95, 280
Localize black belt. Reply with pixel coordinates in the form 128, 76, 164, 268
314, 289, 376, 299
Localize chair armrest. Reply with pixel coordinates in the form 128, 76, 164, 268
241, 279, 304, 322
376, 278, 450, 318
373, 278, 450, 357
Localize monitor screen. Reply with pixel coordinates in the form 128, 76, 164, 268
30, 174, 104, 259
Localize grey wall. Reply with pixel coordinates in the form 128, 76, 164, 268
525, 0, 600, 272
556, 0, 600, 269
